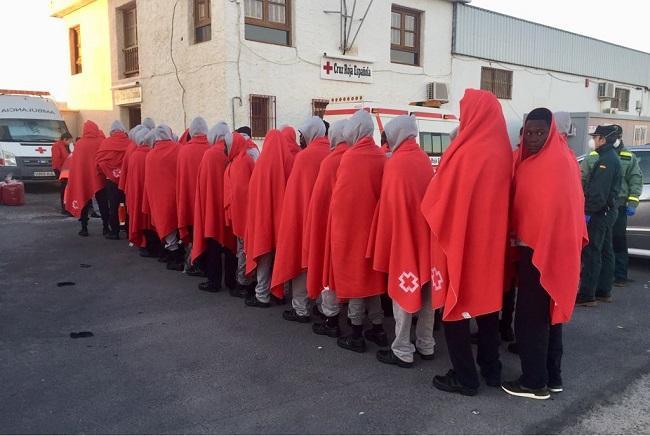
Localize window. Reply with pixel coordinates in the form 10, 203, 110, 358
614, 88, 630, 112
250, 94, 276, 138
244, 0, 291, 46
633, 125, 647, 146
122, 5, 138, 76
481, 67, 513, 99
312, 99, 329, 119
69, 26, 82, 75
194, 0, 211, 43
391, 5, 420, 66
637, 151, 650, 176
419, 132, 452, 156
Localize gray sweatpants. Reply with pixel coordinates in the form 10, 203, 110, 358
320, 288, 340, 317
392, 285, 435, 363
348, 296, 384, 326
236, 238, 253, 286
291, 271, 309, 316
254, 252, 274, 303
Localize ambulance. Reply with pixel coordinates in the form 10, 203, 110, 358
323, 97, 459, 167
0, 91, 70, 182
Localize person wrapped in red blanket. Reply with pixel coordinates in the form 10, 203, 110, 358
421, 89, 513, 396
501, 108, 588, 400
367, 115, 435, 367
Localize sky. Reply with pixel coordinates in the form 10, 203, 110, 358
0, 0, 648, 103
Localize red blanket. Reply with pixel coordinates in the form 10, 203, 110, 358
511, 115, 588, 324
367, 139, 433, 313
65, 121, 106, 217
96, 131, 130, 184
245, 130, 294, 274
191, 140, 234, 261
270, 137, 330, 297
326, 136, 387, 298
224, 133, 255, 239
118, 142, 137, 193
51, 140, 70, 172
421, 89, 513, 321
125, 147, 152, 247
176, 135, 209, 242
303, 144, 348, 299
143, 139, 180, 239
281, 126, 300, 159
179, 129, 190, 145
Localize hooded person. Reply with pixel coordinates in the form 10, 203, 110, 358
143, 124, 184, 270
51, 132, 73, 214
191, 122, 238, 293
244, 129, 294, 308
125, 127, 159, 256
270, 116, 330, 323
280, 125, 301, 158
142, 117, 156, 130
225, 128, 257, 296
118, 125, 145, 196
499, 108, 588, 400
235, 126, 260, 162
66, 120, 110, 236
325, 110, 388, 353
366, 115, 435, 368
420, 89, 512, 396
304, 119, 350, 337
96, 120, 130, 239
176, 117, 210, 254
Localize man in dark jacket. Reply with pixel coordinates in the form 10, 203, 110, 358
577, 125, 622, 306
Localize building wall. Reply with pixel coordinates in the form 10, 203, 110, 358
134, 0, 454, 135
51, 0, 117, 134
449, 55, 650, 143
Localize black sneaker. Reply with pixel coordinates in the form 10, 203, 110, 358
364, 327, 389, 347
548, 384, 563, 393
501, 380, 550, 400
376, 349, 413, 368
198, 281, 220, 293
575, 296, 598, 307
415, 349, 435, 361
432, 370, 477, 396
312, 320, 340, 338
337, 334, 366, 353
78, 228, 89, 237
245, 295, 270, 308
185, 265, 205, 277
282, 309, 310, 323
596, 295, 613, 303
229, 286, 247, 298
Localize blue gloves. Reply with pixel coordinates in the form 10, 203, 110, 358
585, 215, 592, 224
625, 206, 636, 217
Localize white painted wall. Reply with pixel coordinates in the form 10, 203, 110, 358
449, 55, 650, 143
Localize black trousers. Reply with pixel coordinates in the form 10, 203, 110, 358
579, 209, 618, 299
105, 180, 125, 235
80, 188, 109, 228
54, 169, 66, 211
613, 205, 629, 281
144, 229, 161, 254
205, 239, 225, 288
443, 311, 501, 389
224, 246, 238, 289
500, 287, 516, 333
516, 247, 563, 389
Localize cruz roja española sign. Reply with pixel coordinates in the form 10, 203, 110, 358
321, 56, 373, 84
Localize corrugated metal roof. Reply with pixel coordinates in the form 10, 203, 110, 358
452, 4, 650, 87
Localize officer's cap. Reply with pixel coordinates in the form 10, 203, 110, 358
589, 124, 618, 139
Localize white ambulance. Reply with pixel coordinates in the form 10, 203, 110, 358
0, 92, 70, 182
323, 98, 459, 167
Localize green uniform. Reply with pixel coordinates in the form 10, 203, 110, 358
581, 145, 643, 281
578, 143, 622, 301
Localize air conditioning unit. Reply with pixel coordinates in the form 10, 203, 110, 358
598, 82, 615, 100
604, 107, 618, 114
427, 82, 449, 102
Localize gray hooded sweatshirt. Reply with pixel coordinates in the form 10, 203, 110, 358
328, 120, 348, 149
384, 115, 418, 151
142, 129, 156, 148
142, 117, 156, 130
298, 116, 327, 145
154, 124, 173, 142
208, 122, 233, 149
110, 120, 127, 135
189, 117, 209, 137
343, 110, 374, 145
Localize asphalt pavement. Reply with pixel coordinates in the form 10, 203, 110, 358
1, 185, 649, 434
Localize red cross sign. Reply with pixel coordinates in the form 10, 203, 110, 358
35, 147, 47, 154
323, 61, 333, 75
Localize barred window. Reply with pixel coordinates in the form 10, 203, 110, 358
312, 99, 329, 119
481, 67, 513, 100
250, 94, 276, 138
614, 88, 630, 112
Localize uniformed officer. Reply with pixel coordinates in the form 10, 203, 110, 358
577, 125, 623, 306
581, 126, 643, 287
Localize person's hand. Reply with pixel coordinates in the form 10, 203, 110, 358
625, 206, 636, 217
585, 215, 592, 224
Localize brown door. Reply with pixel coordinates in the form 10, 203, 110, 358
128, 106, 141, 129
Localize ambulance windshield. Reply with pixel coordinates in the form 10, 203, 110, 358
0, 119, 69, 142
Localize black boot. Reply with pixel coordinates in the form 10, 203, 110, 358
229, 284, 248, 298
312, 315, 340, 338
364, 324, 388, 347
337, 325, 366, 353
198, 281, 220, 293
166, 247, 185, 271
78, 225, 89, 237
